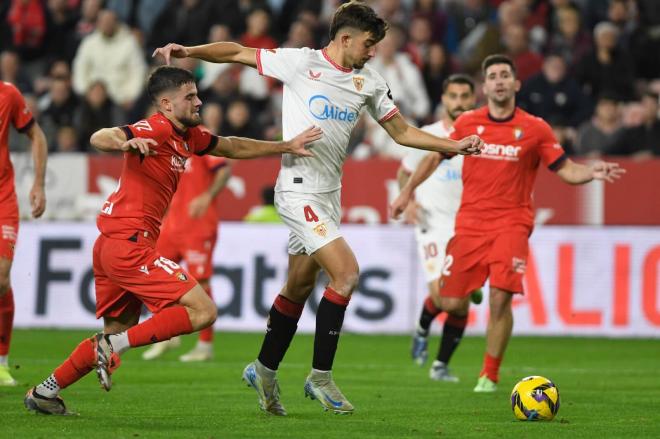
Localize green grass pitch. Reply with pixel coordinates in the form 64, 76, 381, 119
1, 329, 659, 438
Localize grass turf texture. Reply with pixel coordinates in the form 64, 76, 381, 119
1, 330, 659, 438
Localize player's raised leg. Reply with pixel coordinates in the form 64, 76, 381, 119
0, 256, 16, 386
243, 254, 319, 416
302, 237, 358, 414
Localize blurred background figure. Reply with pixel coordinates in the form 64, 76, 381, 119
575, 93, 623, 157
244, 186, 282, 223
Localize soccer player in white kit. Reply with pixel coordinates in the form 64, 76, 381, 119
397, 75, 482, 382
153, 2, 482, 415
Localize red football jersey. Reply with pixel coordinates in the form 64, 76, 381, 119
450, 106, 566, 234
160, 154, 227, 237
0, 82, 34, 217
96, 112, 218, 242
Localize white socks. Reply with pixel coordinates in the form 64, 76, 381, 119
108, 332, 130, 355
36, 374, 60, 398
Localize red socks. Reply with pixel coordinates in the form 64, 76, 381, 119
53, 338, 95, 389
0, 289, 14, 356
480, 353, 502, 383
273, 294, 305, 318
199, 285, 214, 343
127, 306, 193, 347
424, 296, 442, 316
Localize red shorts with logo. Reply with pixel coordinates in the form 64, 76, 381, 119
439, 231, 529, 298
93, 234, 198, 319
157, 230, 217, 281
0, 218, 18, 260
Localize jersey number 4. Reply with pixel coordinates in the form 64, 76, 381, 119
304, 205, 319, 222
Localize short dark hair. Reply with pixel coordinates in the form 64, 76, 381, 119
481, 54, 517, 77
147, 66, 195, 103
442, 74, 475, 94
329, 1, 388, 42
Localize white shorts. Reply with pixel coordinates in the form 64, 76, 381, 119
275, 190, 342, 255
414, 221, 455, 283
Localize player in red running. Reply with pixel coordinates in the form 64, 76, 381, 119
0, 82, 47, 386
24, 66, 321, 415
392, 54, 625, 393
142, 152, 232, 362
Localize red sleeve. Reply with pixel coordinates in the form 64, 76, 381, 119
189, 125, 219, 156
9, 85, 34, 132
120, 116, 169, 143
534, 118, 567, 171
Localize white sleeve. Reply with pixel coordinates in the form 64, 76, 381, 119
401, 148, 428, 172
365, 71, 399, 123
256, 47, 307, 84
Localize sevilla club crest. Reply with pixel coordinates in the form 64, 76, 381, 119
353, 76, 364, 91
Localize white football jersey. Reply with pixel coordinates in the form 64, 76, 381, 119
401, 120, 463, 229
257, 47, 399, 193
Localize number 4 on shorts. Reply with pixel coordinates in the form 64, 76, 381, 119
304, 205, 319, 222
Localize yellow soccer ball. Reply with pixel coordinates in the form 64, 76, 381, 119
510, 375, 560, 421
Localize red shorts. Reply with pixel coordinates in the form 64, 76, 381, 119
0, 218, 18, 260
157, 230, 217, 281
439, 231, 529, 298
93, 234, 198, 319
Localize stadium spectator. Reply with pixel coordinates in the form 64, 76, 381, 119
39, 77, 79, 150
44, 0, 78, 63
72, 9, 146, 108
74, 81, 122, 152
53, 125, 78, 152
282, 20, 315, 48
411, 0, 448, 44
405, 16, 434, 69
147, 0, 219, 50
423, 43, 454, 113
502, 24, 542, 82
575, 21, 636, 101
518, 53, 590, 128
241, 8, 277, 50
575, 94, 624, 156
0, 50, 32, 93
545, 5, 592, 72
369, 26, 430, 122
444, 0, 495, 55
105, 0, 169, 39
6, 0, 47, 62
611, 91, 660, 156
221, 100, 262, 139
74, 0, 102, 42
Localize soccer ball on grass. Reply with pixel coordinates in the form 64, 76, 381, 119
510, 375, 560, 421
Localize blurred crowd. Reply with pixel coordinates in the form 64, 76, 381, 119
3, 0, 660, 158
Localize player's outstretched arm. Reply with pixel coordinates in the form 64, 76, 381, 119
390, 152, 442, 220
90, 127, 158, 155
152, 42, 257, 68
555, 158, 626, 185
210, 126, 322, 159
381, 113, 482, 155
24, 121, 48, 218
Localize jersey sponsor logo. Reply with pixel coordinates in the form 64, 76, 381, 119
308, 95, 358, 122
480, 143, 522, 161
352, 76, 364, 91
170, 155, 187, 172
308, 69, 322, 81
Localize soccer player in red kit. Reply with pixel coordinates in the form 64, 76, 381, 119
0, 82, 47, 386
24, 66, 321, 415
392, 54, 625, 392
142, 153, 232, 362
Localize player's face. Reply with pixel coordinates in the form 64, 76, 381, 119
346, 31, 378, 69
170, 82, 202, 127
482, 63, 520, 106
442, 83, 475, 121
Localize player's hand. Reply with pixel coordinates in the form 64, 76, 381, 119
152, 43, 189, 65
455, 135, 483, 155
284, 126, 322, 157
402, 200, 420, 225
121, 138, 158, 156
591, 161, 626, 183
30, 184, 46, 218
188, 192, 212, 218
390, 188, 413, 220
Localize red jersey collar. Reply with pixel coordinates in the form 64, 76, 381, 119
157, 111, 188, 137
487, 107, 517, 123
321, 48, 353, 73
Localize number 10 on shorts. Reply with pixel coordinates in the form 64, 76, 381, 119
154, 256, 181, 274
